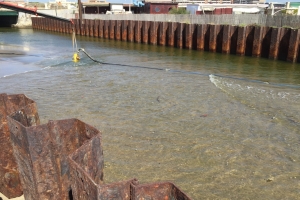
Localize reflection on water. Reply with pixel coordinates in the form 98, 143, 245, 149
1, 28, 300, 199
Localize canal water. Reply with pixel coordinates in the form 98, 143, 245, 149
1, 28, 300, 199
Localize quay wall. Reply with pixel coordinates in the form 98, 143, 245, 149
31, 17, 300, 63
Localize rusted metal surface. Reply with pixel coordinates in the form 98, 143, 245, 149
196, 24, 206, 50
252, 26, 264, 57
109, 20, 116, 40
134, 21, 142, 43
115, 20, 122, 40
287, 28, 300, 62
167, 22, 177, 47
94, 20, 99, 38
158, 22, 167, 46
132, 182, 191, 200
31, 17, 300, 62
150, 21, 159, 45
7, 116, 99, 200
89, 19, 94, 37
0, 93, 39, 198
121, 20, 128, 41
209, 24, 221, 53
99, 20, 104, 38
185, 24, 195, 49
142, 21, 150, 44
128, 20, 135, 42
269, 27, 282, 60
176, 22, 185, 49
2, 93, 192, 199
104, 20, 109, 39
236, 26, 246, 56
222, 25, 231, 54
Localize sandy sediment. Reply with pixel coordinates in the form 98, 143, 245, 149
0, 193, 24, 200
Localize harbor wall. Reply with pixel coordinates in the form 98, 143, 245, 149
31, 17, 300, 63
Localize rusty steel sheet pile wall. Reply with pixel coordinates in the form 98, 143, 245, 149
0, 93, 39, 199
31, 17, 300, 63
1, 93, 192, 200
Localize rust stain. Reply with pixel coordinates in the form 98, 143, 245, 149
1, 93, 192, 199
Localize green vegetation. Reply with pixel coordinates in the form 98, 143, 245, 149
168, 7, 190, 14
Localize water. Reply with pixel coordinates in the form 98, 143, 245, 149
1, 28, 300, 199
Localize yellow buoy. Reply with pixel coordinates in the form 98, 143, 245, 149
73, 52, 80, 62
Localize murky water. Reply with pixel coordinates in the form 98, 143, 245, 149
1, 28, 300, 199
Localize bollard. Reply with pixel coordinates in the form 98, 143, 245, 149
0, 93, 39, 198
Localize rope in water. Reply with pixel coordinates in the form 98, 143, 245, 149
71, 31, 299, 89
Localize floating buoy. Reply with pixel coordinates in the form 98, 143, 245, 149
73, 52, 80, 62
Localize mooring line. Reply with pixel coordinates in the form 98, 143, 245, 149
77, 48, 300, 89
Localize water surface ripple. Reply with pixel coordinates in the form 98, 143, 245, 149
1, 28, 300, 199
